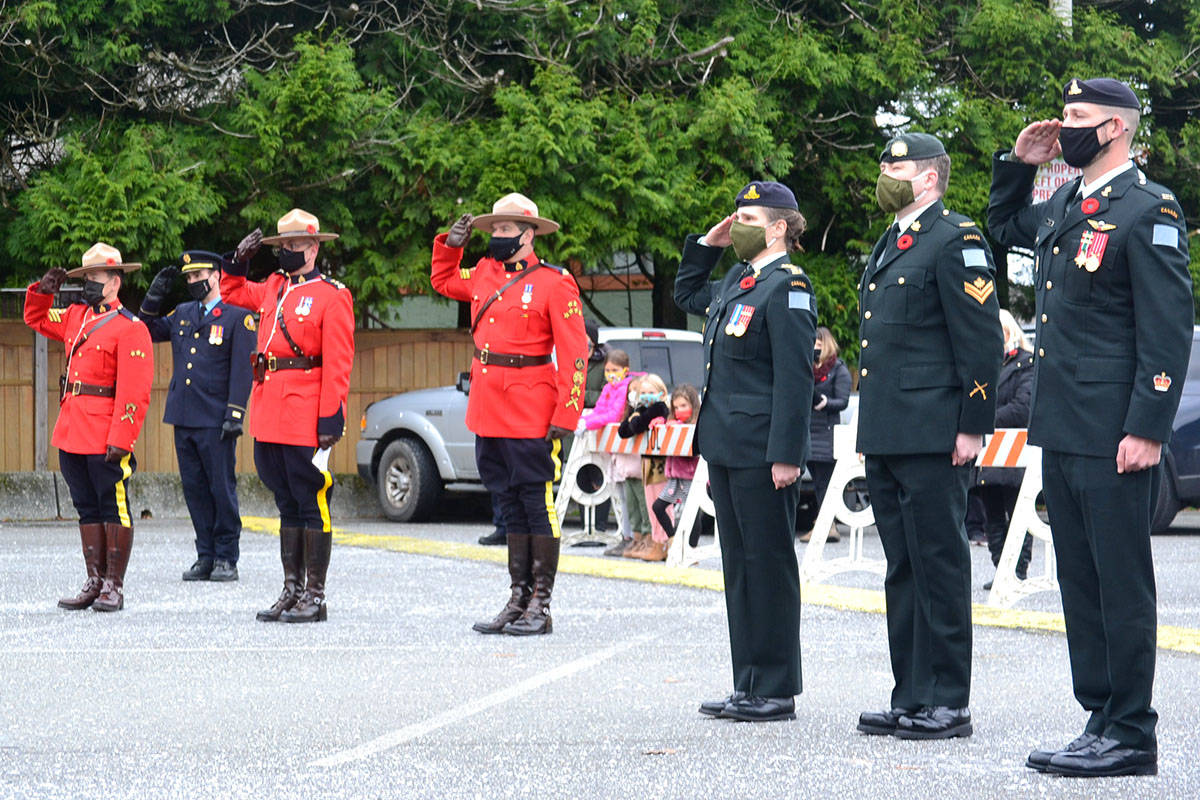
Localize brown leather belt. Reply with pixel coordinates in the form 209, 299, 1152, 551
59, 377, 115, 399
251, 352, 322, 382
474, 348, 552, 368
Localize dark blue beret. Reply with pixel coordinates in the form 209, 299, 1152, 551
735, 181, 798, 210
1063, 77, 1140, 110
879, 133, 947, 163
179, 250, 226, 273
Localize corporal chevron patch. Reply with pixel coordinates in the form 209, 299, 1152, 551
964, 276, 994, 305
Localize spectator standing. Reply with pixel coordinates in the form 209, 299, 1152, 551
799, 326, 851, 543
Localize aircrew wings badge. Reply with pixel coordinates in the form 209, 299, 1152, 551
964, 276, 994, 304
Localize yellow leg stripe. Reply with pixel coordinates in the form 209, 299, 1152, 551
315, 469, 333, 533
551, 438, 562, 483
114, 452, 133, 527
544, 480, 561, 539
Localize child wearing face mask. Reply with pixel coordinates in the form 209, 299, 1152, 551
646, 384, 702, 559
576, 351, 640, 556
618, 373, 671, 560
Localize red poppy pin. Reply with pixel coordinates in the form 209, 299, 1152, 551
740, 276, 756, 289
897, 234, 914, 250
212, 307, 222, 317
1081, 197, 1100, 215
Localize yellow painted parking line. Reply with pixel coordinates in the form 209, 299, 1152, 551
241, 516, 1200, 655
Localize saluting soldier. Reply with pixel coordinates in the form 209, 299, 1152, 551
989, 78, 1192, 778
432, 192, 589, 636
855, 133, 1002, 741
222, 209, 356, 623
140, 250, 256, 582
674, 181, 816, 723
24, 243, 153, 612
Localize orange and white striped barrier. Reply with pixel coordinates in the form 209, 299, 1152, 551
799, 423, 1058, 609
592, 423, 696, 457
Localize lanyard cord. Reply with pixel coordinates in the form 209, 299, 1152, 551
64, 308, 117, 378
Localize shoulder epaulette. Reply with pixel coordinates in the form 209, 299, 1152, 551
119, 308, 139, 322
539, 262, 568, 274
779, 263, 806, 276
937, 208, 973, 228
320, 275, 347, 290
166, 308, 177, 317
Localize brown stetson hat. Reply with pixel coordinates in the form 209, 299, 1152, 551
260, 208, 339, 245
64, 242, 143, 278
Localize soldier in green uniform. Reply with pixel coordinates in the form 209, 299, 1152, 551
989, 78, 1192, 778
855, 133, 1002, 741
675, 181, 816, 723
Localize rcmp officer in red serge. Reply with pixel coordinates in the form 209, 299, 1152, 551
674, 181, 816, 722
854, 133, 1002, 741
140, 250, 256, 582
222, 209, 356, 623
24, 243, 153, 612
990, 78, 1192, 778
432, 192, 589, 636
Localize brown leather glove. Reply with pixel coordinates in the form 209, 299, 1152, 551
317, 433, 342, 449
105, 445, 130, 464
231, 228, 263, 272
445, 214, 474, 248
37, 267, 68, 295
545, 425, 573, 442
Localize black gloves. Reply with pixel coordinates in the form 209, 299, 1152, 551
140, 265, 178, 316
220, 420, 243, 441
37, 267, 68, 295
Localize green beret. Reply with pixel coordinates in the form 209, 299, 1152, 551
879, 133, 947, 163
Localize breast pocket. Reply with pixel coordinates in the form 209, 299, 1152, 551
1061, 233, 1120, 306
721, 307, 765, 360
881, 269, 931, 325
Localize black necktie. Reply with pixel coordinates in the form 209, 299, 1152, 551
885, 223, 900, 251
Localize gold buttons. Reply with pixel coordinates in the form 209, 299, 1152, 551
185, 378, 191, 385
897, 277, 905, 285
489, 317, 495, 323
187, 363, 193, 369
706, 362, 711, 369
1038, 348, 1045, 357
1045, 280, 1053, 290
868, 282, 876, 291
864, 311, 872, 319
1041, 314, 1048, 323
861, 339, 869, 348
1052, 246, 1060, 254
194, 332, 200, 338
860, 368, 868, 377
481, 368, 488, 374
190, 347, 196, 354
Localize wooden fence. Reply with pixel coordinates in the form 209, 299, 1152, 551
0, 321, 474, 475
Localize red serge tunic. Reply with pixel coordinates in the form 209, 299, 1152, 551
24, 286, 153, 455
220, 269, 355, 447
431, 234, 589, 438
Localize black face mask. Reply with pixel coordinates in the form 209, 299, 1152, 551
277, 247, 308, 272
186, 278, 210, 302
81, 279, 107, 308
487, 234, 524, 262
1059, 118, 1116, 168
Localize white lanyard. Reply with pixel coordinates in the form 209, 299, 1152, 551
262, 280, 303, 353
64, 308, 117, 378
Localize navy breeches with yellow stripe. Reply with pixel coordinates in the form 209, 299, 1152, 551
253, 441, 334, 532
475, 436, 562, 537
59, 450, 136, 526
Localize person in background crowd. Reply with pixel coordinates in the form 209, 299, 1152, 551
578, 350, 636, 555
990, 77, 1192, 777
977, 309, 1035, 591
140, 250, 256, 583
224, 209, 356, 624
614, 374, 657, 559
649, 383, 701, 554
619, 372, 671, 561
798, 326, 851, 543
675, 180, 816, 723
25, 243, 153, 612
433, 192, 588, 636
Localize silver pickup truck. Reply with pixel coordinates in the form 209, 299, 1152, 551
357, 327, 705, 521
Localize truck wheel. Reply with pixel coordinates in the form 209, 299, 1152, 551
377, 438, 442, 522
1151, 463, 1180, 534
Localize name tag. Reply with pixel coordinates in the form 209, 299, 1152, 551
1152, 224, 1179, 248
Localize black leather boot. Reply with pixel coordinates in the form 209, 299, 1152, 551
58, 523, 107, 610
503, 535, 559, 635
473, 533, 532, 633
256, 526, 306, 621
281, 529, 331, 623
93, 523, 133, 612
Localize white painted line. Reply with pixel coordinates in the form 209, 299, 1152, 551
310, 634, 654, 768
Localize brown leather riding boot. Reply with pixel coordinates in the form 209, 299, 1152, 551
256, 526, 306, 622
93, 523, 133, 612
58, 523, 107, 610
281, 529, 331, 623
504, 535, 560, 636
472, 533, 533, 634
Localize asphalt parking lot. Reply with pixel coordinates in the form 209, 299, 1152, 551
1, 511, 1198, 799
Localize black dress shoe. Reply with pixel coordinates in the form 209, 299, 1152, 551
699, 691, 746, 717
857, 707, 917, 735
1046, 736, 1157, 777
209, 560, 238, 582
478, 528, 507, 545
894, 706, 972, 739
1025, 732, 1099, 772
182, 558, 213, 581
720, 696, 795, 722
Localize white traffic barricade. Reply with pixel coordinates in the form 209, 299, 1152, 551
555, 429, 623, 547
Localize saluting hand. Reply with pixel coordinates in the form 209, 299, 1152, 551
771, 462, 802, 490
703, 214, 736, 248
1116, 434, 1162, 474
951, 433, 983, 467
446, 214, 474, 248
36, 267, 68, 295
234, 228, 263, 264
1012, 120, 1063, 166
